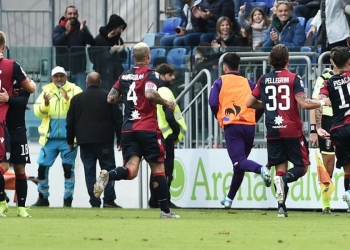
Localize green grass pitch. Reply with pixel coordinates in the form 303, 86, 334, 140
1, 207, 349, 250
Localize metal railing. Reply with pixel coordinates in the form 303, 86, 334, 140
215, 53, 314, 148
176, 69, 212, 148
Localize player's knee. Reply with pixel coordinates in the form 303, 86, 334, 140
63, 164, 73, 179
0, 162, 10, 173
127, 168, 138, 180
38, 165, 47, 180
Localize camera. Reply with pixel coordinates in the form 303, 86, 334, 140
216, 38, 224, 44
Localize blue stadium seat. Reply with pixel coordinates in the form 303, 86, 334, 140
150, 48, 167, 67
122, 49, 130, 70
300, 46, 317, 64
246, 2, 267, 18
298, 17, 306, 28
265, 0, 275, 8
156, 17, 182, 36
167, 48, 187, 69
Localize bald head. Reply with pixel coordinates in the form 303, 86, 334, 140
132, 42, 150, 63
86, 72, 101, 86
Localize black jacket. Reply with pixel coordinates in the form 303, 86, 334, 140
52, 16, 95, 74
66, 85, 122, 145
88, 27, 127, 91
159, 80, 180, 141
200, 0, 238, 33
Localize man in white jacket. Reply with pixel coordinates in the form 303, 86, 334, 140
307, 0, 350, 52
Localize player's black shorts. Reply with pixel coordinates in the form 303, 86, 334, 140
121, 130, 165, 164
267, 135, 310, 167
0, 122, 11, 163
318, 115, 334, 154
330, 124, 350, 169
9, 126, 31, 164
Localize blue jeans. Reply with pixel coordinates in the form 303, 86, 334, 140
182, 33, 203, 47
172, 0, 185, 18
37, 139, 78, 199
71, 72, 86, 90
200, 33, 216, 43
80, 143, 117, 207
160, 35, 178, 47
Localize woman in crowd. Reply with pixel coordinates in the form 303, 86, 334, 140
238, 5, 271, 51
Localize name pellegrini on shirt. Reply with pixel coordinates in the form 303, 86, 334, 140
333, 76, 350, 86
265, 77, 290, 84
121, 74, 144, 80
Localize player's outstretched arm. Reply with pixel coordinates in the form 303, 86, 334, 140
20, 78, 36, 93
246, 94, 263, 110
145, 89, 176, 111
295, 93, 330, 110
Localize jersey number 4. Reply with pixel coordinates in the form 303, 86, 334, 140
127, 81, 138, 105
265, 85, 290, 111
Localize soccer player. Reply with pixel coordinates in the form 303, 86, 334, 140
93, 42, 180, 218
309, 47, 340, 214
209, 52, 271, 209
0, 31, 36, 217
0, 82, 31, 217
316, 46, 350, 213
246, 44, 331, 217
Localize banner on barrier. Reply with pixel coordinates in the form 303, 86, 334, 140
171, 149, 348, 210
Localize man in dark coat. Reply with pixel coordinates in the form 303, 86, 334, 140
52, 5, 95, 90
88, 14, 127, 91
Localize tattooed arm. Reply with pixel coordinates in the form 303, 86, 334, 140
145, 89, 176, 111
107, 88, 121, 104
295, 93, 330, 109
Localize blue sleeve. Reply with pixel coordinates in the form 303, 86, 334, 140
147, 71, 162, 88
262, 26, 274, 47
248, 80, 256, 91
280, 23, 306, 47
293, 75, 305, 95
208, 78, 222, 118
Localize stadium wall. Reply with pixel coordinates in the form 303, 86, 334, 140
5, 144, 348, 210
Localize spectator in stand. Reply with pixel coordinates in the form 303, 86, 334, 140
290, 0, 313, 17
303, 1, 320, 21
88, 14, 127, 91
211, 16, 248, 54
193, 0, 239, 44
307, 0, 350, 54
160, 0, 206, 47
238, 4, 271, 51
52, 6, 95, 90
172, 0, 186, 18
262, 0, 306, 51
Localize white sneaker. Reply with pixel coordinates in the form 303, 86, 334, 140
0, 200, 8, 217
93, 170, 109, 198
160, 211, 180, 219
274, 176, 285, 204
342, 191, 350, 213
220, 197, 233, 208
261, 165, 271, 187
277, 207, 288, 218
